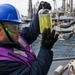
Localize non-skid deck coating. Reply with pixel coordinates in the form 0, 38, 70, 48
47, 57, 75, 75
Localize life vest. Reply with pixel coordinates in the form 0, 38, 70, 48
0, 36, 36, 67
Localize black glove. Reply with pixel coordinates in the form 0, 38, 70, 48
41, 28, 59, 49
38, 1, 52, 11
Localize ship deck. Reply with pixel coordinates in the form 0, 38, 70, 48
47, 57, 75, 75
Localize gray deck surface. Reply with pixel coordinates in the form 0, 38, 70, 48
47, 57, 75, 75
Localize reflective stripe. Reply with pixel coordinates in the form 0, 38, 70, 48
18, 37, 27, 47
14, 48, 27, 57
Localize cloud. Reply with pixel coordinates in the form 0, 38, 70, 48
0, 0, 28, 16
0, 0, 59, 16
0, 0, 75, 16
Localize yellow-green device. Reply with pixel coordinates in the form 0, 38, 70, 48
39, 13, 52, 33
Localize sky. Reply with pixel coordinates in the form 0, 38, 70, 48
0, 0, 75, 16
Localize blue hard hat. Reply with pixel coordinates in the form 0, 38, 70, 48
0, 4, 24, 24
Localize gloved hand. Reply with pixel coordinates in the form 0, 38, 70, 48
38, 1, 52, 11
41, 28, 59, 49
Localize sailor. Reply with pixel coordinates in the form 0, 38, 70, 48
0, 2, 58, 75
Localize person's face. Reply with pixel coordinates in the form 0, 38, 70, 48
1, 22, 22, 42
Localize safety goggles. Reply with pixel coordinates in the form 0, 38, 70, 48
6, 24, 21, 34
0, 23, 22, 34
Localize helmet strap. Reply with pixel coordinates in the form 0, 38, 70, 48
1, 22, 14, 42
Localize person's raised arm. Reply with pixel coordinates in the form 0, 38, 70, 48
20, 1, 52, 44
29, 28, 58, 75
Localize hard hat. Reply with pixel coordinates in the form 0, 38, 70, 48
0, 4, 24, 24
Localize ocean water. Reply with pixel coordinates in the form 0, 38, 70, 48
32, 34, 75, 58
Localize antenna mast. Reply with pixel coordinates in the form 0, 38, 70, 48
28, 0, 33, 19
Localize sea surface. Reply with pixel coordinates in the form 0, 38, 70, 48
32, 34, 75, 58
